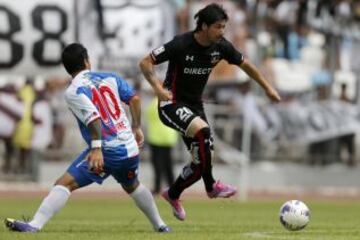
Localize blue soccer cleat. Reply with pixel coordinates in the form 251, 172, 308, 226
157, 225, 172, 233
4, 218, 39, 233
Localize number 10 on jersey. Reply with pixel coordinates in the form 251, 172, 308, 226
91, 85, 121, 123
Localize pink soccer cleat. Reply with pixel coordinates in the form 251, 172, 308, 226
161, 189, 186, 221
207, 180, 237, 198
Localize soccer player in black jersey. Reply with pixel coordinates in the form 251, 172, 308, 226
139, 3, 281, 221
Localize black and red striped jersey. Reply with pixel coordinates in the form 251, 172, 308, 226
150, 31, 244, 104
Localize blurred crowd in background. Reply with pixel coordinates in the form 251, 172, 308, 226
1, 0, 360, 181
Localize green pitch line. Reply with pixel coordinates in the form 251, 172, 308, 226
1, 198, 360, 240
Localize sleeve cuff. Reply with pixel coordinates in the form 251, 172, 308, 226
86, 115, 101, 126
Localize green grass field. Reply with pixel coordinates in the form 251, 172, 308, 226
0, 197, 360, 240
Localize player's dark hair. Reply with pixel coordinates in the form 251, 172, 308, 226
194, 3, 228, 32
61, 43, 89, 75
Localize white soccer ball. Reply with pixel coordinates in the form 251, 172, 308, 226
279, 200, 310, 231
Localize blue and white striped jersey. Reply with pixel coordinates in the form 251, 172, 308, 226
65, 70, 139, 161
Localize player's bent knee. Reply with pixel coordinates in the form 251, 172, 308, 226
196, 127, 211, 140
54, 173, 79, 192
186, 117, 208, 138
194, 127, 211, 145
122, 179, 140, 194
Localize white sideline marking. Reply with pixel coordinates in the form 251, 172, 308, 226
243, 232, 272, 238
243, 232, 312, 240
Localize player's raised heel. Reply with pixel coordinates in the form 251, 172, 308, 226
161, 189, 186, 221
4, 218, 39, 233
207, 180, 237, 198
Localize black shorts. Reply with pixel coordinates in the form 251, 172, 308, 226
158, 101, 213, 150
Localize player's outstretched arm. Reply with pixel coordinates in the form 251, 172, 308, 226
239, 58, 281, 102
139, 55, 172, 101
129, 95, 144, 148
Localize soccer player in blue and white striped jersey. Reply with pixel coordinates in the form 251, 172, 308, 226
5, 43, 170, 233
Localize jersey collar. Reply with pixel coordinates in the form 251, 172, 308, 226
72, 70, 90, 84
